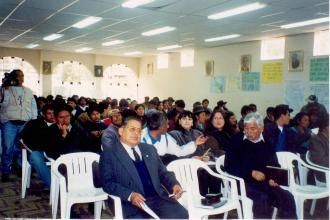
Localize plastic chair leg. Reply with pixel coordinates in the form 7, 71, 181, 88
52, 178, 59, 219
94, 201, 103, 219
309, 199, 316, 216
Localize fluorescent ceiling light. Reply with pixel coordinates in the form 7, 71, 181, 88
281, 17, 329, 29
205, 34, 240, 42
75, 47, 92, 52
124, 51, 143, 55
25, 43, 39, 48
157, 44, 182, 51
142, 26, 176, 36
102, 40, 124, 46
72, 16, 102, 28
122, 0, 155, 8
43, 34, 63, 41
208, 2, 266, 20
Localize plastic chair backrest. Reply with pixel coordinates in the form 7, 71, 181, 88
53, 152, 100, 192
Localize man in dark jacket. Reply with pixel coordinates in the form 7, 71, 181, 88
45, 104, 92, 159
225, 112, 296, 219
263, 104, 294, 152
20, 104, 55, 188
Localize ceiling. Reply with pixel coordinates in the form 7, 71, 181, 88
0, 0, 328, 56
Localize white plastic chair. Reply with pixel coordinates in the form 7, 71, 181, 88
21, 140, 54, 199
276, 151, 329, 219
167, 158, 243, 220
305, 150, 329, 215
51, 152, 108, 219
215, 155, 253, 219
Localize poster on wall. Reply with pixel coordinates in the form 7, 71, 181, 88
310, 58, 329, 81
205, 60, 214, 76
42, 61, 52, 74
242, 72, 260, 91
310, 84, 329, 112
210, 75, 225, 93
240, 54, 251, 72
94, 65, 103, 77
284, 80, 305, 115
288, 50, 303, 72
227, 75, 242, 91
262, 62, 282, 83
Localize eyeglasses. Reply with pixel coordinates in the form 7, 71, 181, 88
125, 126, 142, 134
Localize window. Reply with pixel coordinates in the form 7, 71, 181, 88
52, 60, 94, 98
0, 56, 41, 96
101, 64, 138, 99
261, 37, 285, 60
157, 53, 169, 69
180, 49, 194, 67
313, 30, 329, 56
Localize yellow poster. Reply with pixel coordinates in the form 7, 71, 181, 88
262, 62, 283, 83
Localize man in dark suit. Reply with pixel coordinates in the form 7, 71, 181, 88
99, 116, 188, 219
225, 112, 296, 219
263, 104, 294, 152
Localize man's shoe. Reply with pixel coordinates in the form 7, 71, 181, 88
2, 174, 10, 182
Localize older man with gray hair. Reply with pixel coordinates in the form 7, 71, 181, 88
224, 112, 296, 219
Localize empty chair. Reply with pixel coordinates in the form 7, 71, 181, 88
276, 151, 329, 219
51, 152, 108, 219
167, 158, 242, 219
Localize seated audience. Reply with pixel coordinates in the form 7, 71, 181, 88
83, 104, 108, 153
135, 104, 147, 128
204, 110, 230, 157
67, 97, 78, 119
213, 100, 228, 112
101, 109, 123, 150
167, 99, 185, 131
225, 112, 297, 219
249, 103, 257, 112
75, 97, 88, 118
45, 104, 92, 159
290, 112, 312, 155
202, 99, 212, 113
169, 110, 208, 160
192, 105, 207, 132
99, 116, 188, 219
142, 110, 206, 165
238, 105, 253, 131
263, 104, 294, 152
264, 106, 275, 125
310, 112, 329, 182
20, 104, 55, 188
223, 111, 240, 137
162, 99, 170, 113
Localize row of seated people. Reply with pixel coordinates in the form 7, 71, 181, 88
16, 96, 328, 218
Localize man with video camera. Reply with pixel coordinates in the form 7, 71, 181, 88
0, 69, 37, 182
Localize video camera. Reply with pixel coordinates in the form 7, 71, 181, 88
2, 71, 18, 87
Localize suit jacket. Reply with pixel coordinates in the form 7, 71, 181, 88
99, 141, 179, 217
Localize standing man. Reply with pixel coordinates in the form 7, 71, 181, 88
0, 69, 37, 182
99, 116, 188, 219
225, 112, 296, 219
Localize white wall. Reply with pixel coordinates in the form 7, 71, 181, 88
0, 32, 328, 117
138, 32, 327, 117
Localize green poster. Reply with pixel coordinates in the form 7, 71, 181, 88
310, 58, 329, 81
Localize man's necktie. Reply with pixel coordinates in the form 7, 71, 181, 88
132, 147, 141, 161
